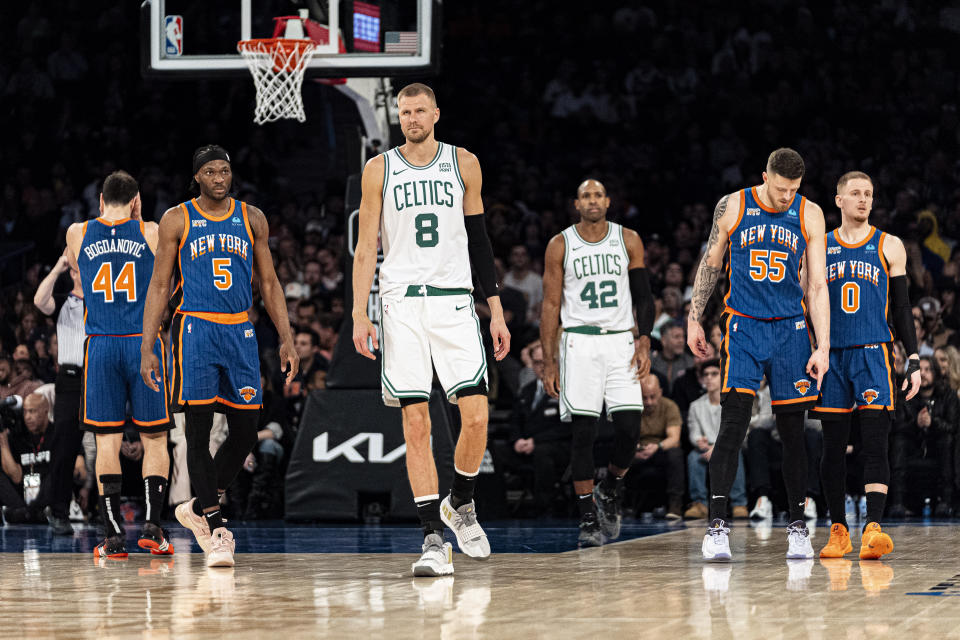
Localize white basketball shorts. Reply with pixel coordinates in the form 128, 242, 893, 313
558, 328, 644, 421
380, 285, 487, 407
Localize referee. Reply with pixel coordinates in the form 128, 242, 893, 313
34, 247, 86, 535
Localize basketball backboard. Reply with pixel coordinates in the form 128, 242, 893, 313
141, 0, 439, 78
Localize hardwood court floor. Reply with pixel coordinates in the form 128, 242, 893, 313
0, 521, 958, 639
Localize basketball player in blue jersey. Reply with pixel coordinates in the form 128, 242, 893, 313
687, 148, 830, 561
140, 145, 298, 568
812, 171, 922, 561
353, 83, 510, 577
64, 171, 173, 560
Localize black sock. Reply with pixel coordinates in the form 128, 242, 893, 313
709, 496, 728, 522
600, 472, 624, 495
192, 498, 204, 517
99, 474, 124, 537
204, 509, 225, 533
577, 493, 596, 520
414, 495, 443, 538
450, 468, 478, 509
865, 491, 886, 526
144, 476, 167, 526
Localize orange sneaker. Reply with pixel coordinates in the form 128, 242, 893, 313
859, 522, 893, 560
819, 523, 853, 558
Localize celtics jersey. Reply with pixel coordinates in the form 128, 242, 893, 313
560, 222, 633, 331
378, 142, 470, 297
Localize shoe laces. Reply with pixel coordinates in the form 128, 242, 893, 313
422, 534, 445, 553
453, 503, 484, 540
707, 520, 730, 540
787, 521, 808, 543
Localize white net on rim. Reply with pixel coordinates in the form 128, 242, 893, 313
238, 38, 317, 125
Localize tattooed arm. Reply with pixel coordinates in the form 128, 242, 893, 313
687, 191, 740, 357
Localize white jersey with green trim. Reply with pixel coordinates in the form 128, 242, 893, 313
378, 141, 471, 297
560, 221, 633, 331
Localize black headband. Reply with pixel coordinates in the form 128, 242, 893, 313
192, 145, 231, 174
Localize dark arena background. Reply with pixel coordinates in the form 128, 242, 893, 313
1, 1, 960, 637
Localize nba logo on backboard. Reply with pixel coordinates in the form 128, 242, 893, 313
164, 15, 183, 57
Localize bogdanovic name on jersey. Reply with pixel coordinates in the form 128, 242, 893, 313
82, 238, 146, 261
391, 179, 457, 211
189, 233, 250, 261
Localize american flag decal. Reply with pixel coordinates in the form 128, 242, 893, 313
384, 31, 418, 54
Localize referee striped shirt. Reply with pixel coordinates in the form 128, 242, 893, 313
57, 294, 85, 367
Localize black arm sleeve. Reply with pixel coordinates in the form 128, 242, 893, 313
464, 214, 499, 298
629, 268, 654, 338
890, 275, 919, 356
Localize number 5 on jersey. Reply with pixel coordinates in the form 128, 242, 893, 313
91, 261, 137, 302
748, 249, 788, 282
212, 258, 232, 290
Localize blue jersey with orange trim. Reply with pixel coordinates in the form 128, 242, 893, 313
826, 226, 892, 348
724, 187, 808, 319
78, 218, 154, 336
173, 198, 254, 315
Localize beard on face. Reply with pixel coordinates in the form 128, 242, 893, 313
404, 126, 430, 143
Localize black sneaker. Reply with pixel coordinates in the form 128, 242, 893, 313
578, 513, 604, 548
93, 535, 128, 560
138, 522, 175, 555
593, 483, 622, 539
44, 506, 74, 536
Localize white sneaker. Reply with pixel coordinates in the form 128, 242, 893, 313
412, 533, 454, 577
804, 497, 817, 521
749, 496, 773, 520
206, 527, 235, 568
785, 520, 814, 559
702, 519, 731, 561
176, 498, 213, 553
440, 496, 490, 559
68, 499, 85, 522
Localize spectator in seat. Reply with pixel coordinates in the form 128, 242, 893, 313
888, 356, 957, 517
502, 342, 570, 516
651, 320, 694, 394
685, 358, 748, 520
623, 374, 684, 519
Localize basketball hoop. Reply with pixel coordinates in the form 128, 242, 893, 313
238, 37, 317, 124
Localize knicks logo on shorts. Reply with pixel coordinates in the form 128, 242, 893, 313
238, 386, 257, 402
862, 389, 879, 404
794, 379, 811, 396
244, 329, 254, 338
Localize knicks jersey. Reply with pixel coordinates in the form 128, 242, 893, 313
378, 142, 471, 296
173, 198, 254, 315
826, 226, 892, 347
560, 222, 633, 331
725, 187, 808, 319
78, 218, 154, 335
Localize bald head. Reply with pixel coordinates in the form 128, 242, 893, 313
23, 393, 49, 435
641, 374, 662, 407
577, 179, 606, 198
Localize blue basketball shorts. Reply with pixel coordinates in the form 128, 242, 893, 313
810, 343, 895, 417
718, 311, 818, 412
170, 312, 262, 411
81, 335, 171, 433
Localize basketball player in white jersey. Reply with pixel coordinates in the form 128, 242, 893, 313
353, 83, 510, 576
541, 179, 655, 547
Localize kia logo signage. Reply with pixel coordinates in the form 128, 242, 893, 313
312, 432, 406, 463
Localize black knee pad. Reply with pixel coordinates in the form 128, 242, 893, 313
570, 416, 598, 482
610, 411, 641, 470
859, 411, 891, 486
456, 381, 488, 400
